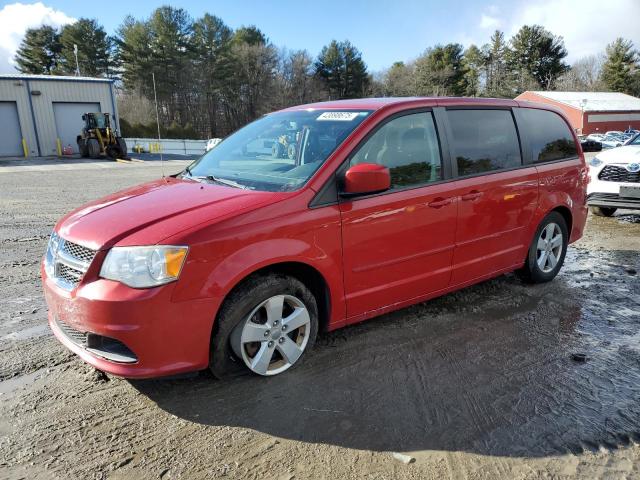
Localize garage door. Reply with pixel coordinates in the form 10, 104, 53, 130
0, 102, 23, 157
53, 102, 101, 154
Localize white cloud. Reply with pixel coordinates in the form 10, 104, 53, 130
0, 2, 76, 74
480, 14, 501, 30
470, 0, 640, 63
505, 0, 640, 62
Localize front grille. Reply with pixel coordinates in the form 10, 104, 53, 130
57, 263, 83, 285
598, 165, 640, 183
61, 241, 97, 264
45, 232, 97, 291
55, 317, 138, 364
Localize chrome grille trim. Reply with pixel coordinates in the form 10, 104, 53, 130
55, 317, 88, 345
45, 232, 97, 291
54, 317, 138, 364
598, 165, 640, 183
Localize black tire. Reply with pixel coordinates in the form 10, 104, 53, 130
287, 143, 297, 160
77, 139, 89, 157
87, 138, 100, 159
590, 206, 616, 217
116, 137, 128, 158
209, 273, 318, 379
272, 142, 284, 158
517, 211, 569, 284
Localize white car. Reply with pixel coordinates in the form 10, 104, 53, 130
586, 133, 605, 142
587, 134, 640, 216
600, 134, 625, 149
205, 138, 222, 152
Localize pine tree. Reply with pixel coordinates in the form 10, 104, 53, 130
483, 30, 511, 97
601, 38, 638, 94
315, 40, 369, 99
507, 25, 568, 91
414, 43, 468, 96
14, 25, 61, 74
462, 45, 484, 96
58, 19, 115, 77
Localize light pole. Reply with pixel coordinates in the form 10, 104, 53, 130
73, 44, 80, 76
579, 98, 587, 135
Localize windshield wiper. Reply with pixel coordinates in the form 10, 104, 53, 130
205, 175, 249, 190
181, 167, 248, 189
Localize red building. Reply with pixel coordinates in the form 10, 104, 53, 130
515, 91, 640, 135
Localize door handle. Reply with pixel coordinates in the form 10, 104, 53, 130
461, 190, 483, 201
428, 197, 452, 208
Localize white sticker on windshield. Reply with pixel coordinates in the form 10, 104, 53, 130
317, 111, 360, 121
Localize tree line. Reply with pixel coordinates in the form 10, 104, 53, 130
13, 6, 640, 139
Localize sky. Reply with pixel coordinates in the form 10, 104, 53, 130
1, 0, 639, 74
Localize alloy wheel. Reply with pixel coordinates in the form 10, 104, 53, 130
536, 222, 563, 273
231, 294, 311, 376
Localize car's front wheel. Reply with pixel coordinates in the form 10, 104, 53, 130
210, 274, 318, 378
590, 206, 616, 217
517, 212, 568, 284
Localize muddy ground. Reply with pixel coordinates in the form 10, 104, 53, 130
1, 158, 639, 480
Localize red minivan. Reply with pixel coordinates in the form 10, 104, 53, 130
42, 97, 588, 378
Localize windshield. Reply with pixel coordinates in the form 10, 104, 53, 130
186, 110, 371, 191
628, 133, 640, 145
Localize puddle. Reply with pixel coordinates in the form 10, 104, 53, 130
0, 368, 46, 396
2, 324, 49, 341
617, 214, 640, 224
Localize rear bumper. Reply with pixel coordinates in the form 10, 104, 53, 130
587, 193, 640, 210
42, 263, 218, 378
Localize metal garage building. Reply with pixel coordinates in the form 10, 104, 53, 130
516, 91, 640, 135
0, 74, 118, 157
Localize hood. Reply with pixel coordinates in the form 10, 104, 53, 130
597, 145, 640, 164
56, 178, 288, 250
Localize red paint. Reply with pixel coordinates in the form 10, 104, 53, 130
42, 97, 588, 378
343, 163, 391, 194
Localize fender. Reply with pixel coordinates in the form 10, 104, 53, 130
534, 159, 587, 244
171, 229, 347, 328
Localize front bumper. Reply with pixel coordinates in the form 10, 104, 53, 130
42, 263, 218, 378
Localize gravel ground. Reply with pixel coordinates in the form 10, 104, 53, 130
0, 158, 639, 480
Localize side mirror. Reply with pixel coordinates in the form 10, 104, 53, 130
342, 163, 391, 196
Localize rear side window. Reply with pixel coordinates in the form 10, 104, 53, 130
447, 109, 522, 176
519, 108, 577, 163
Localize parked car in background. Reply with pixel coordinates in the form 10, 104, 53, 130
587, 133, 605, 142
587, 133, 640, 216
580, 138, 602, 152
42, 98, 588, 379
600, 134, 625, 149
205, 138, 222, 152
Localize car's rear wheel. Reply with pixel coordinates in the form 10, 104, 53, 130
517, 212, 568, 284
590, 206, 616, 217
210, 274, 318, 378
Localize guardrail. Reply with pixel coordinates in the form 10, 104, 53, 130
124, 138, 207, 155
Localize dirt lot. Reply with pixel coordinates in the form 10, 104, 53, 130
1, 158, 639, 480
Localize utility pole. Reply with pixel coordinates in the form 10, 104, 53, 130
152, 72, 164, 178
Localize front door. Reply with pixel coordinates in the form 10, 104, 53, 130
339, 111, 457, 319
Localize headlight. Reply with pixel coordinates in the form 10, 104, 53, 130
589, 157, 603, 167
100, 246, 188, 288
44, 232, 60, 277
